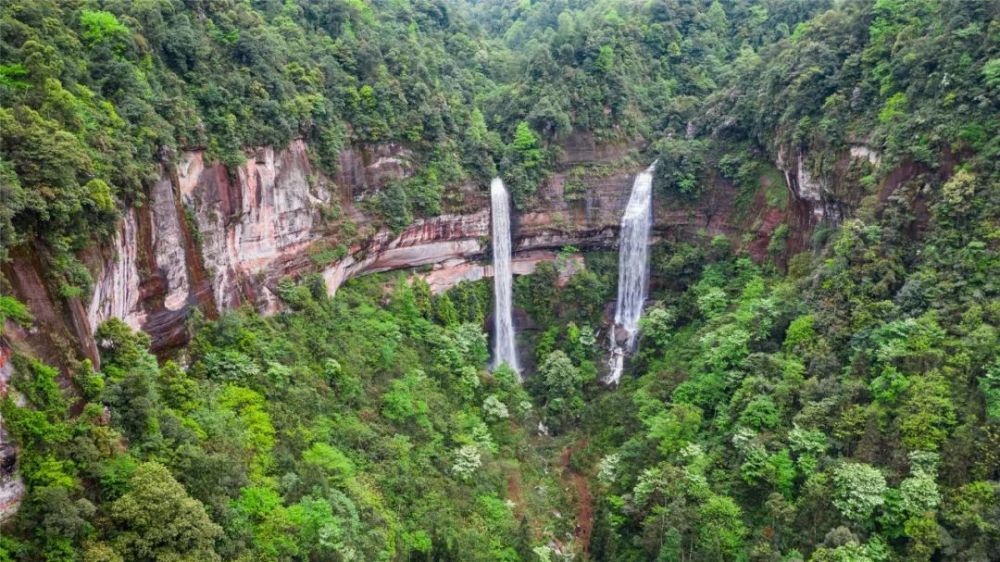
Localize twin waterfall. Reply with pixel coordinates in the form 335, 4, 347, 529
488, 164, 655, 386
606, 162, 656, 385
490, 178, 520, 377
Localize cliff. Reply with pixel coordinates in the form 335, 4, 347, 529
2, 134, 893, 366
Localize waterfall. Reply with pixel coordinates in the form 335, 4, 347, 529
606, 162, 656, 385
490, 177, 520, 377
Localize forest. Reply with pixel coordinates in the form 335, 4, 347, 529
0, 0, 998, 561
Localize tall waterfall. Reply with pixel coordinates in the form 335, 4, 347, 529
606, 162, 656, 385
490, 177, 520, 376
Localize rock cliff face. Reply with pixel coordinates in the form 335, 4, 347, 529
775, 143, 884, 225
176, 141, 325, 313
5, 135, 845, 363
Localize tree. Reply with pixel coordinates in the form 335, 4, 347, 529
433, 293, 459, 326
23, 486, 96, 560
511, 121, 542, 166
595, 45, 615, 74
505, 121, 547, 206
538, 351, 585, 432
106, 462, 222, 561
482, 395, 510, 421
697, 495, 747, 560
79, 10, 129, 45
648, 403, 702, 456
832, 463, 887, 524
451, 445, 482, 481
897, 372, 956, 451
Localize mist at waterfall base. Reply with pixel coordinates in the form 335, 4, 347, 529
606, 162, 656, 386
490, 177, 520, 378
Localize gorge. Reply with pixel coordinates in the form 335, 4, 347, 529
1, 1, 996, 559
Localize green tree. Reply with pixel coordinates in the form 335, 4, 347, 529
832, 463, 887, 524
697, 495, 747, 560
538, 351, 585, 432
105, 462, 222, 561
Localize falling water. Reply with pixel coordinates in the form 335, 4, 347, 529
490, 177, 520, 377
606, 162, 656, 385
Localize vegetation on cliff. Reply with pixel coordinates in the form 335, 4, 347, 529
1, 0, 998, 561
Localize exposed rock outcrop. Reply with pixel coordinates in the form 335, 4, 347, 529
6, 134, 828, 364
421, 251, 584, 294
178, 141, 325, 313
335, 142, 414, 200
150, 173, 191, 313
777, 146, 826, 219
88, 209, 144, 333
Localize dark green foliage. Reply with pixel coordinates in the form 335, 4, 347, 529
2, 276, 550, 560
0, 0, 506, 282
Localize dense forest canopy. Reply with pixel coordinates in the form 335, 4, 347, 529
1, 0, 998, 561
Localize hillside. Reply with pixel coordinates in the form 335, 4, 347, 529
1, 1, 998, 561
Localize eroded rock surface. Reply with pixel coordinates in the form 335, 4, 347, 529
88, 209, 144, 332
8, 135, 830, 362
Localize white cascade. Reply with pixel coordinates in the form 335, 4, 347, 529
490, 177, 520, 377
606, 162, 656, 385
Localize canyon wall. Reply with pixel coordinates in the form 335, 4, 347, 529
0, 136, 672, 360
3, 135, 886, 363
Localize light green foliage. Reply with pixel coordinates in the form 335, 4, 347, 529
512, 121, 541, 164
639, 306, 675, 349
784, 314, 816, 352
647, 403, 702, 456
451, 445, 482, 481
218, 385, 276, 481
505, 121, 547, 206
809, 539, 886, 562
897, 372, 956, 451
697, 286, 728, 318
302, 443, 355, 485
869, 365, 909, 406
878, 92, 908, 124
381, 370, 432, 431
595, 45, 614, 74
482, 395, 510, 421
833, 463, 887, 524
79, 11, 129, 44
0, 295, 33, 332
433, 293, 459, 326
789, 426, 828, 474
697, 495, 747, 559
899, 470, 940, 518
738, 395, 781, 430
597, 453, 621, 485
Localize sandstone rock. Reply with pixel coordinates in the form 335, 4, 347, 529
150, 172, 191, 312
88, 208, 145, 332
9, 136, 737, 359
